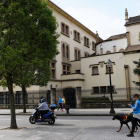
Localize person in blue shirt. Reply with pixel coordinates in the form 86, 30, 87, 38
57, 96, 63, 111
127, 94, 140, 137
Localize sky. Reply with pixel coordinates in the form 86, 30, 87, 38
51, 0, 140, 40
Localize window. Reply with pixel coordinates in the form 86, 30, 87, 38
6, 92, 9, 104
78, 50, 80, 60
63, 65, 71, 74
93, 87, 99, 93
75, 48, 81, 60
87, 38, 89, 46
51, 62, 56, 79
62, 43, 70, 61
92, 67, 98, 75
62, 44, 65, 57
101, 86, 106, 93
108, 86, 114, 93
73, 30, 80, 42
62, 23, 65, 33
74, 31, 77, 39
92, 42, 95, 50
76, 70, 80, 74
0, 92, 4, 104
61, 23, 69, 36
77, 33, 80, 41
84, 37, 87, 45
16, 91, 21, 104
66, 26, 69, 35
66, 46, 69, 58
84, 36, 89, 47
67, 66, 70, 74
75, 49, 77, 60
106, 65, 113, 74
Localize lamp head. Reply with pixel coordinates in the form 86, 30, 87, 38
107, 59, 112, 68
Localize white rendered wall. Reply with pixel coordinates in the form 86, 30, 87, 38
96, 38, 127, 55
53, 10, 96, 80
126, 24, 140, 46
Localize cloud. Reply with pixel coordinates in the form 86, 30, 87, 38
62, 6, 126, 40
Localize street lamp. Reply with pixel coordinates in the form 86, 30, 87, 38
107, 59, 115, 114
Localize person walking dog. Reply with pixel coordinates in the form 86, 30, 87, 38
57, 96, 63, 111
127, 94, 140, 137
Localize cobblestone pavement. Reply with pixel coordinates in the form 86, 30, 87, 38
0, 116, 139, 140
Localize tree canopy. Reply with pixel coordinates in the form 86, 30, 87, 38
0, 0, 59, 128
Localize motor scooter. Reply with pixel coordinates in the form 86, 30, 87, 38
29, 104, 57, 124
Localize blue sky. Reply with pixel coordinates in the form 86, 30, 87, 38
51, 0, 140, 39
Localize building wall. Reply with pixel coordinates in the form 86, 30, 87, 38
71, 61, 81, 73
80, 52, 140, 98
126, 24, 140, 46
81, 53, 126, 90
52, 9, 96, 79
96, 38, 127, 55
125, 53, 140, 88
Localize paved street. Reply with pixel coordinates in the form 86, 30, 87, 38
0, 108, 133, 115
0, 115, 140, 140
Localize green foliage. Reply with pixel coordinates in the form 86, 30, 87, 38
0, 0, 59, 127
133, 60, 140, 86
0, 0, 59, 84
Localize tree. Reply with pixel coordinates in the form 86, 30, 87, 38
0, 0, 59, 129
133, 60, 140, 87
14, 60, 51, 113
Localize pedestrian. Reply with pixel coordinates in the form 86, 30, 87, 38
57, 96, 63, 111
62, 96, 66, 108
127, 94, 140, 137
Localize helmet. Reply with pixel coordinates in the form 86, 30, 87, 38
41, 99, 45, 103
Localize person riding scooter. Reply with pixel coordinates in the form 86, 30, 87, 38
37, 99, 49, 118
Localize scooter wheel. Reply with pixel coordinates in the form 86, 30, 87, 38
48, 118, 55, 124
29, 116, 36, 124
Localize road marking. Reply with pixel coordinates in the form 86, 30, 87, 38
0, 135, 5, 138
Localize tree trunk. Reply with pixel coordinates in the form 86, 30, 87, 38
6, 74, 18, 129
22, 85, 26, 113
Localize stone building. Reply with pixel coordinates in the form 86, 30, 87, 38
0, 2, 140, 109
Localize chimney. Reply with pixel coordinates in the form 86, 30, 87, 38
125, 8, 128, 22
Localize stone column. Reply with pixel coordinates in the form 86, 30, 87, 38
76, 87, 82, 108
51, 88, 56, 104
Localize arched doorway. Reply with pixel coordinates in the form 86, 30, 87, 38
63, 88, 76, 108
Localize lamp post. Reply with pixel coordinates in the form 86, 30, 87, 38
107, 59, 115, 114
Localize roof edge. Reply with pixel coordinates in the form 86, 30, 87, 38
48, 0, 103, 41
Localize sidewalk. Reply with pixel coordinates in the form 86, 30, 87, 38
0, 108, 133, 116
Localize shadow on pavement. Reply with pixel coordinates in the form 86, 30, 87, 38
36, 123, 75, 126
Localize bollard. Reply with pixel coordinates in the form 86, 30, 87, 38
65, 105, 70, 114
